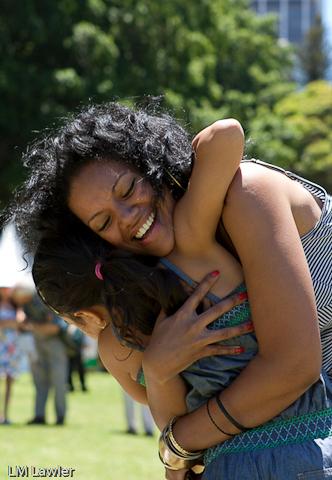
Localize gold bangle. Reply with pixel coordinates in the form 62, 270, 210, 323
159, 428, 204, 470
158, 419, 205, 471
168, 416, 203, 457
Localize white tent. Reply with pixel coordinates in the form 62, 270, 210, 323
0, 223, 34, 289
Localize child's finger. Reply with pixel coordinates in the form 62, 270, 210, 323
179, 271, 220, 314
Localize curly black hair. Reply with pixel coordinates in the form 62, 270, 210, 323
2, 98, 193, 253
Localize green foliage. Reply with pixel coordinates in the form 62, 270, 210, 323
0, 0, 297, 207
298, 15, 330, 83
246, 80, 332, 192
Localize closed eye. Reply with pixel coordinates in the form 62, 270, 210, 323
123, 179, 135, 198
98, 216, 111, 232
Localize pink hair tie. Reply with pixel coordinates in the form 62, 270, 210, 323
95, 262, 103, 280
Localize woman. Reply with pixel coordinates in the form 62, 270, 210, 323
29, 216, 332, 480
31, 226, 332, 480
3, 101, 332, 477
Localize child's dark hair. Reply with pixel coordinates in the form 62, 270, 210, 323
32, 226, 188, 346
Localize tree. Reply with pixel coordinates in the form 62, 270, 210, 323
0, 0, 295, 207
298, 15, 330, 83
245, 80, 332, 192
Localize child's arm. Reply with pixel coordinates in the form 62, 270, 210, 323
98, 322, 188, 428
174, 119, 244, 253
142, 310, 190, 430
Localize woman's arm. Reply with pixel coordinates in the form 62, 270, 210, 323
170, 164, 322, 452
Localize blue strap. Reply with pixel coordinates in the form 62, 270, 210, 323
109, 324, 144, 352
159, 257, 221, 303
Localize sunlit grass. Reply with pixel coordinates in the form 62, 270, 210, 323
1, 371, 164, 479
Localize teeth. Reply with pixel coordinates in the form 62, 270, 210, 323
135, 212, 155, 239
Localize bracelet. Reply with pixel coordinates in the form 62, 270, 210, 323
168, 416, 200, 457
159, 430, 204, 470
206, 398, 233, 436
158, 419, 205, 470
215, 394, 249, 432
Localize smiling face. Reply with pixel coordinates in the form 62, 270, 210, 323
68, 161, 177, 257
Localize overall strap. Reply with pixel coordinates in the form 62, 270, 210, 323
109, 324, 145, 352
159, 257, 221, 303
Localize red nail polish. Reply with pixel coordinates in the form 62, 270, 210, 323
235, 347, 244, 354
211, 270, 219, 277
238, 292, 248, 299
247, 322, 254, 330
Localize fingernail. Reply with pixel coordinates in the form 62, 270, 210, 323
238, 292, 248, 299
211, 270, 219, 277
235, 347, 244, 354
247, 322, 254, 330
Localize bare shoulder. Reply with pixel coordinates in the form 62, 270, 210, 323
222, 164, 285, 238
98, 326, 148, 403
222, 164, 291, 255
224, 162, 322, 237
98, 326, 142, 379
225, 162, 287, 205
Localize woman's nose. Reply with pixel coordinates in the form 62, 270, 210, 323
116, 203, 139, 230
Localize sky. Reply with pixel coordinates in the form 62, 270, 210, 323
322, 0, 332, 80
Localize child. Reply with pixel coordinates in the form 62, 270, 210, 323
32, 119, 332, 479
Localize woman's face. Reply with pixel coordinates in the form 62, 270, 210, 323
68, 161, 176, 257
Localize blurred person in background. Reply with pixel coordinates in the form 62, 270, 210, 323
12, 281, 38, 373
123, 390, 154, 436
0, 284, 21, 425
23, 294, 68, 426
62, 323, 87, 392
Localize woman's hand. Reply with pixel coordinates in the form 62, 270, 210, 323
164, 468, 189, 480
165, 468, 203, 480
142, 271, 252, 384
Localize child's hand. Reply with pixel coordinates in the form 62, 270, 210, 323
143, 271, 253, 384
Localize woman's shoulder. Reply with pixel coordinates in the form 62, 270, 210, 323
226, 160, 316, 208
222, 162, 322, 239
224, 161, 288, 211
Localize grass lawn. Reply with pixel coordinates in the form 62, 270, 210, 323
2, 371, 165, 479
